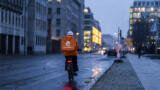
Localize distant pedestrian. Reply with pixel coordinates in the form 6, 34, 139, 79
137, 47, 142, 59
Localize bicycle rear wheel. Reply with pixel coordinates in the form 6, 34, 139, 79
68, 70, 74, 82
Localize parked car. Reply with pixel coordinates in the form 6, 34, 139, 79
107, 49, 117, 57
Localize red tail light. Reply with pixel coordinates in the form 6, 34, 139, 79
67, 60, 72, 63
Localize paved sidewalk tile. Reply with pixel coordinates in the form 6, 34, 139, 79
127, 54, 160, 90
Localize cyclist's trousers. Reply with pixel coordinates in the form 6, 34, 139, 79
65, 55, 79, 72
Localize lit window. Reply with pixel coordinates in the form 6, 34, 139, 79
130, 31, 133, 36
130, 8, 133, 13
133, 13, 141, 18
84, 31, 91, 36
158, 8, 160, 12
154, 12, 158, 16
138, 8, 141, 12
137, 13, 141, 18
134, 8, 138, 11
130, 26, 132, 30
150, 7, 154, 12
84, 37, 90, 40
149, 18, 154, 22
133, 13, 137, 18
158, 13, 160, 17
130, 14, 132, 18
130, 20, 133, 24
141, 8, 145, 12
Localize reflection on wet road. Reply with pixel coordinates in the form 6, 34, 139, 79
0, 54, 115, 90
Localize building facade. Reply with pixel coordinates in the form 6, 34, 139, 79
83, 8, 102, 52
0, 0, 24, 55
27, 0, 48, 54
0, 0, 48, 55
129, 0, 160, 52
47, 0, 84, 53
129, 0, 160, 37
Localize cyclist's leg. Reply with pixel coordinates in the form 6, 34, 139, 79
72, 55, 78, 72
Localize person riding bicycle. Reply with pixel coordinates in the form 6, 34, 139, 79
61, 31, 80, 76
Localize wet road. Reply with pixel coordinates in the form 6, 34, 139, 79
0, 54, 115, 90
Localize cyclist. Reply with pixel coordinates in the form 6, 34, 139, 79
61, 31, 80, 76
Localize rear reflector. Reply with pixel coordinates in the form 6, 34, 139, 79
67, 60, 72, 63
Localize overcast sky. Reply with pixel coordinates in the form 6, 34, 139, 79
85, 0, 134, 37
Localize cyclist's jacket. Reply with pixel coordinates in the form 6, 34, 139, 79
61, 36, 80, 56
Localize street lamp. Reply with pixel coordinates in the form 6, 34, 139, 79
76, 32, 80, 36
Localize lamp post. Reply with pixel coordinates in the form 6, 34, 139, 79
76, 32, 80, 44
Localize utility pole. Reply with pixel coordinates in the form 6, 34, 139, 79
118, 27, 123, 57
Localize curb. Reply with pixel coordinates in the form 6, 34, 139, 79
83, 60, 115, 90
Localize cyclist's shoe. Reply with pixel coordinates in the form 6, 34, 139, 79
74, 72, 78, 76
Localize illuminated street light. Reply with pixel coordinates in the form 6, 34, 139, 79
114, 32, 118, 35
57, 0, 61, 3
84, 8, 88, 13
76, 32, 80, 36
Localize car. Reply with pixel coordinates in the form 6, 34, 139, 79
107, 49, 117, 57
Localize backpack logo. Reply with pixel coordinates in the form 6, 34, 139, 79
61, 36, 76, 51
66, 41, 70, 46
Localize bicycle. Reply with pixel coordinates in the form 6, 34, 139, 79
66, 58, 74, 82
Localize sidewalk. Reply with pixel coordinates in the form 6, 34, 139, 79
91, 56, 144, 90
127, 54, 160, 90
143, 54, 160, 59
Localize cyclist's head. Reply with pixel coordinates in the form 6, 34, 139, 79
67, 31, 73, 36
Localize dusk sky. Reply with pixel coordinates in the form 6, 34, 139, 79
85, 0, 134, 37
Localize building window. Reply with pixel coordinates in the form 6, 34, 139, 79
134, 2, 137, 6
36, 36, 39, 45
21, 16, 23, 28
1, 8, 3, 23
12, 14, 14, 25
48, 8, 52, 15
156, 1, 159, 6
18, 16, 21, 27
147, 2, 150, 6
142, 2, 145, 6
5, 9, 7, 23
16, 16, 18, 26
56, 18, 61, 26
84, 26, 91, 30
138, 2, 141, 6
84, 21, 90, 24
21, 37, 24, 45
84, 15, 91, 19
9, 11, 11, 24
151, 2, 154, 6
56, 29, 60, 37
57, 7, 60, 15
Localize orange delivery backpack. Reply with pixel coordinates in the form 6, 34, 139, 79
61, 36, 77, 52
